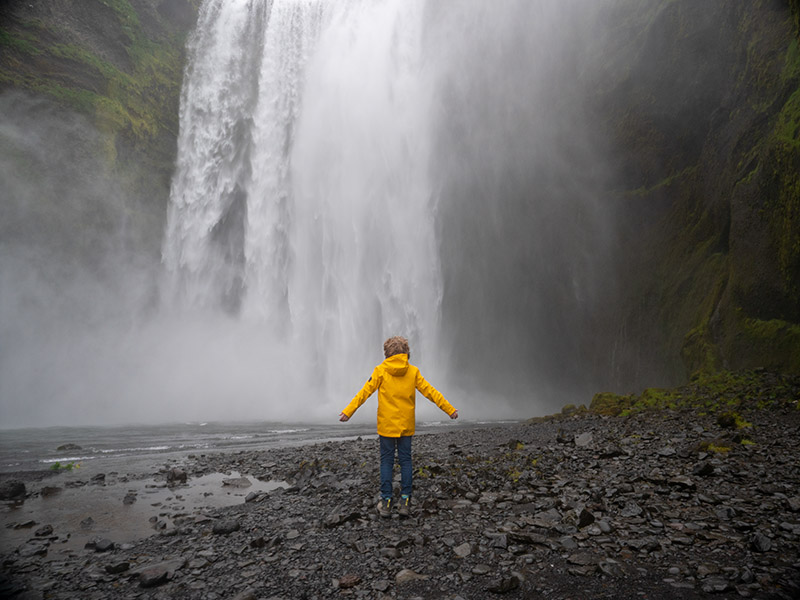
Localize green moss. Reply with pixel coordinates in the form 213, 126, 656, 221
717, 411, 752, 429
734, 317, 800, 372
589, 392, 635, 416
706, 442, 731, 454
0, 27, 42, 55
585, 370, 799, 419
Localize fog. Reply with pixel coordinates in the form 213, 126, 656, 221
1, 0, 620, 429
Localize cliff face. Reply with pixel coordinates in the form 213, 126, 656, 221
0, 0, 198, 264
593, 0, 800, 384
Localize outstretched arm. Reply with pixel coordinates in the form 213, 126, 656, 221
415, 371, 457, 418
339, 368, 381, 421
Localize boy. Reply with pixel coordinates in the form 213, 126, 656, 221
339, 336, 458, 517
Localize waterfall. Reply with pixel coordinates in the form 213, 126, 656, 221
164, 0, 441, 397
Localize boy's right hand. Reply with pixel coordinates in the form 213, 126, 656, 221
339, 412, 350, 422
450, 409, 458, 419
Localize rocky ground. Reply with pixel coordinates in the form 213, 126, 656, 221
1, 394, 799, 599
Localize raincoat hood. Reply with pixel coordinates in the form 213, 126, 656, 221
382, 353, 409, 376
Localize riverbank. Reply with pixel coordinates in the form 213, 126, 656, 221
1, 378, 799, 599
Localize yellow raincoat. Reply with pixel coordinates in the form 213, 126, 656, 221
341, 354, 455, 437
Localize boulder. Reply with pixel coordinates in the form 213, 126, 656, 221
0, 479, 26, 501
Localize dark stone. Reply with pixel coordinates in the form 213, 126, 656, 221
18, 542, 48, 558
0, 479, 26, 500
338, 573, 361, 589
487, 574, 520, 593
136, 559, 185, 588
750, 533, 772, 552
222, 477, 251, 488
600, 445, 625, 458
85, 537, 115, 552
40, 486, 62, 497
668, 475, 696, 490
692, 461, 715, 477
123, 493, 137, 505
578, 508, 595, 528
56, 443, 82, 451
324, 506, 361, 528
105, 561, 130, 574
212, 519, 240, 534
34, 524, 53, 537
166, 468, 187, 485
14, 520, 36, 529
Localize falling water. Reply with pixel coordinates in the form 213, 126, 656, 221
164, 0, 441, 397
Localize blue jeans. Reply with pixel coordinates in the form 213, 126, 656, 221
379, 435, 412, 499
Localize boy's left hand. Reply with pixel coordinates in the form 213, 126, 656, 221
339, 412, 350, 422
450, 409, 459, 419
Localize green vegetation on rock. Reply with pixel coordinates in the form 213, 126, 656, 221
586, 370, 799, 419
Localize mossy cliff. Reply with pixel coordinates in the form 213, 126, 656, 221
0, 0, 198, 261
593, 0, 800, 385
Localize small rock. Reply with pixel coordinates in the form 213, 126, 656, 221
338, 573, 361, 589
668, 475, 696, 490
750, 533, 772, 552
231, 590, 257, 600
559, 536, 578, 550
136, 559, 185, 588
702, 578, 731, 593
34, 524, 53, 537
166, 468, 187, 485
222, 477, 252, 488
40, 486, 62, 497
486, 574, 520, 593
105, 561, 130, 574
324, 505, 361, 528
578, 508, 595, 528
620, 502, 643, 517
212, 520, 240, 535
80, 516, 95, 529
574, 432, 593, 447
472, 564, 491, 575
87, 538, 115, 552
14, 520, 36, 529
372, 580, 391, 592
600, 445, 625, 458
692, 461, 715, 477
454, 542, 472, 558
396, 568, 428, 585
123, 493, 137, 505
568, 552, 600, 566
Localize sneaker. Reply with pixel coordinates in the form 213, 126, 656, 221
377, 498, 392, 518
398, 495, 411, 517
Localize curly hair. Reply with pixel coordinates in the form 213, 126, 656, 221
383, 336, 410, 358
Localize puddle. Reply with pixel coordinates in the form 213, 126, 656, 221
0, 472, 284, 558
